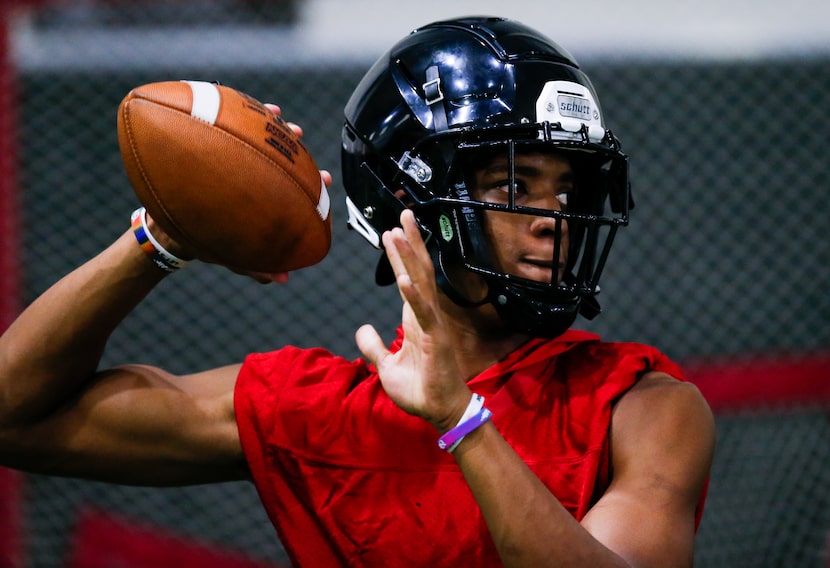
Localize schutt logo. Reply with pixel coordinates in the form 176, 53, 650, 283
557, 94, 592, 121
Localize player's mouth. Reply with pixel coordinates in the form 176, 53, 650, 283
518, 258, 566, 283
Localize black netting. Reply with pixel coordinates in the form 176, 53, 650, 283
3, 4, 830, 567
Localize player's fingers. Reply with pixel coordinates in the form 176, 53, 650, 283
392, 211, 435, 300
382, 228, 411, 302
355, 324, 388, 368
382, 223, 437, 330
263, 104, 302, 137
320, 170, 333, 187
285, 122, 303, 138
399, 210, 433, 274
382, 227, 414, 286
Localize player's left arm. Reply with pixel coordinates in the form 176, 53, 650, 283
581, 371, 715, 566
452, 371, 714, 568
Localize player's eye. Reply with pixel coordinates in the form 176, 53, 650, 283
497, 180, 528, 195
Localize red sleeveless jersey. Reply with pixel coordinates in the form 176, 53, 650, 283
234, 328, 699, 567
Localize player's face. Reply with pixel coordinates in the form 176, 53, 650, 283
469, 151, 574, 285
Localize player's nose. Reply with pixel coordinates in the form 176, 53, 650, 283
529, 210, 568, 240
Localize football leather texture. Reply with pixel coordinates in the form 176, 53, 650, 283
117, 80, 331, 273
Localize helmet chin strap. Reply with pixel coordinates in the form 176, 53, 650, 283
430, 245, 490, 308
432, 243, 581, 338
490, 281, 581, 338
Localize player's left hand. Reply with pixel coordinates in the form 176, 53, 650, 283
356, 209, 472, 433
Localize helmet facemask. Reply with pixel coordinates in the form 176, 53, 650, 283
385, 122, 630, 337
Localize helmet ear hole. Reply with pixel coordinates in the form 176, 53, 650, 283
430, 241, 490, 308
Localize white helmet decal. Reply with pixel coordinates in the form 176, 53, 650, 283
535, 81, 606, 142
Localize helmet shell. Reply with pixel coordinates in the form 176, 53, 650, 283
343, 16, 605, 238
341, 16, 630, 337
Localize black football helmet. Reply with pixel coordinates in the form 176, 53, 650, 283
341, 16, 631, 337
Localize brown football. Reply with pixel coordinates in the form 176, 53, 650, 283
117, 80, 331, 273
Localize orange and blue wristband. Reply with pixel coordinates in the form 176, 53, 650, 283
130, 207, 190, 273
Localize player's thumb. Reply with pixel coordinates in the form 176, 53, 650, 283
355, 324, 388, 368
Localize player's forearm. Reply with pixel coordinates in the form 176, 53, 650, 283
0, 230, 166, 426
454, 424, 629, 568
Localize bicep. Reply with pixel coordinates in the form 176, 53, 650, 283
2, 363, 247, 486
581, 373, 715, 567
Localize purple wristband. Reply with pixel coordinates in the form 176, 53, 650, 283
437, 407, 492, 452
